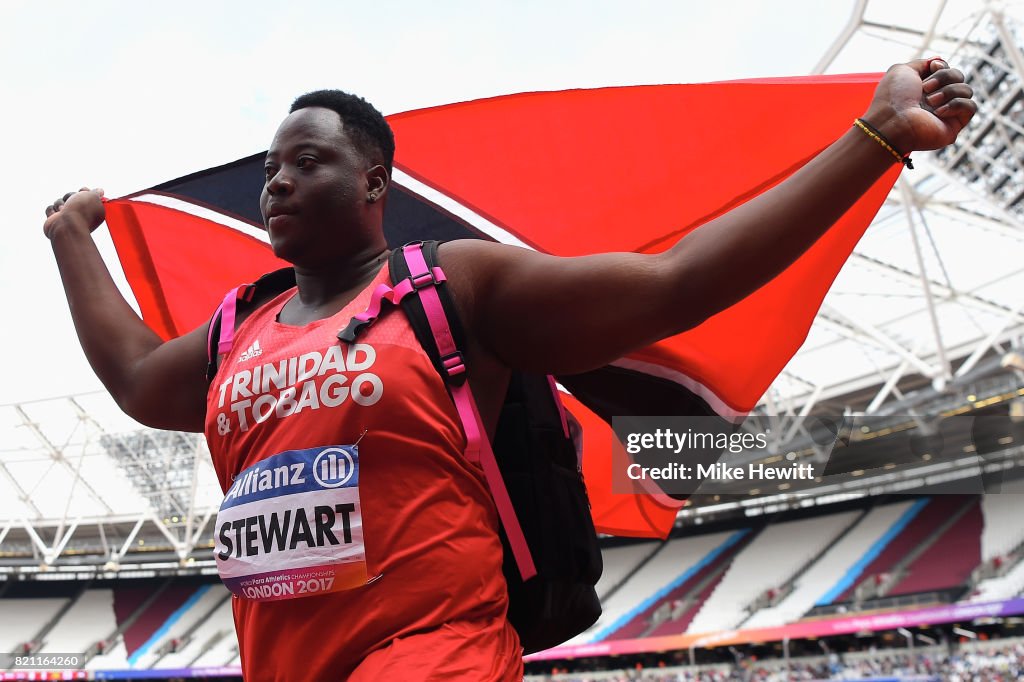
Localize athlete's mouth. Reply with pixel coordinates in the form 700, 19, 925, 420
266, 205, 297, 219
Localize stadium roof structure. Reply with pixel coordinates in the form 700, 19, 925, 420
752, 0, 1024, 453
1, 0, 1022, 573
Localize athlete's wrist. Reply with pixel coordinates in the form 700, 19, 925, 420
860, 104, 914, 156
45, 213, 95, 242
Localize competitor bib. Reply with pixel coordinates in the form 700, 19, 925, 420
214, 444, 368, 602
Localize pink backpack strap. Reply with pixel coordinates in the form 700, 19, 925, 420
207, 284, 251, 370
401, 243, 537, 581
206, 268, 296, 382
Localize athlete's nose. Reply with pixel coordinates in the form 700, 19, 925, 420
266, 169, 295, 196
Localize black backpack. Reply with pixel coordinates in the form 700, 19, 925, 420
207, 240, 602, 654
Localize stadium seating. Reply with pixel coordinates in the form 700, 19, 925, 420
191, 624, 242, 668
567, 530, 739, 644
155, 596, 235, 669
980, 494, 1024, 560
115, 580, 197, 658
686, 511, 856, 633
40, 588, 117, 655
129, 583, 231, 669
645, 530, 754, 637
971, 555, 1024, 602
86, 638, 129, 670
0, 597, 66, 654
594, 541, 660, 600
833, 496, 966, 602
889, 497, 982, 595
525, 638, 1024, 681
747, 500, 921, 626
606, 530, 751, 640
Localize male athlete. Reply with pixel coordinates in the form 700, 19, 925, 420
44, 59, 974, 680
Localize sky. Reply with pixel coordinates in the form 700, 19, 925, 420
1, 0, 1002, 408
0, 0, 864, 406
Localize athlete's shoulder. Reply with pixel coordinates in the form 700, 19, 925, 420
223, 272, 296, 331
435, 240, 528, 323
437, 237, 521, 259
436, 239, 531, 281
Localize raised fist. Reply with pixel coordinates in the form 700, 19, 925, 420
43, 188, 106, 239
863, 58, 977, 155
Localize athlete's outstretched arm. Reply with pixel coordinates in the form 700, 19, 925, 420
442, 58, 976, 375
44, 190, 209, 432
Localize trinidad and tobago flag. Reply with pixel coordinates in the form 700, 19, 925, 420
103, 75, 900, 538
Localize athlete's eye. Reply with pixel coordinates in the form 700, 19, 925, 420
264, 165, 278, 181
296, 156, 317, 169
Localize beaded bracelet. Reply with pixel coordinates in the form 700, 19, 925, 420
853, 118, 914, 170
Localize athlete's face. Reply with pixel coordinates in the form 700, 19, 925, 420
260, 107, 377, 266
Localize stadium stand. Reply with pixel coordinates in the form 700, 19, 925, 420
980, 494, 1024, 561
525, 664, 735, 681
40, 588, 117, 655
129, 583, 232, 668
191, 624, 241, 668
569, 531, 741, 643
889, 497, 982, 595
156, 593, 235, 669
117, 579, 199, 660
971, 554, 1024, 602
525, 638, 1024, 681
834, 496, 968, 602
0, 597, 66, 654
644, 531, 755, 637
606, 531, 753, 640
594, 542, 661, 601
86, 637, 129, 670
686, 511, 856, 633
742, 503, 914, 628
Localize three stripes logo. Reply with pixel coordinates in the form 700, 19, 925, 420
238, 340, 263, 362
313, 447, 357, 488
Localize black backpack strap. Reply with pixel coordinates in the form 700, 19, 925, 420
345, 242, 602, 649
386, 241, 470, 385
387, 241, 537, 580
205, 267, 296, 381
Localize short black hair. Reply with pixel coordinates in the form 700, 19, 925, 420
290, 90, 395, 173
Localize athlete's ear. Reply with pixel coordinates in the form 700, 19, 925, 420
366, 165, 389, 202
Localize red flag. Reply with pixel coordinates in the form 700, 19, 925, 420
104, 75, 898, 538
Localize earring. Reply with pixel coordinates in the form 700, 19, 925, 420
367, 192, 377, 203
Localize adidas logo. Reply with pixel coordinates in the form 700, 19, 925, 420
238, 340, 263, 362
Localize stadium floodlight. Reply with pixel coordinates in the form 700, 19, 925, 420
99, 429, 204, 522
932, 13, 1024, 224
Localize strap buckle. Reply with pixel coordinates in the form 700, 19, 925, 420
408, 268, 442, 291
337, 317, 371, 344
239, 283, 257, 303
441, 351, 466, 378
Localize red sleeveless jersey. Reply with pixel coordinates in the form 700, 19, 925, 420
204, 264, 522, 681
